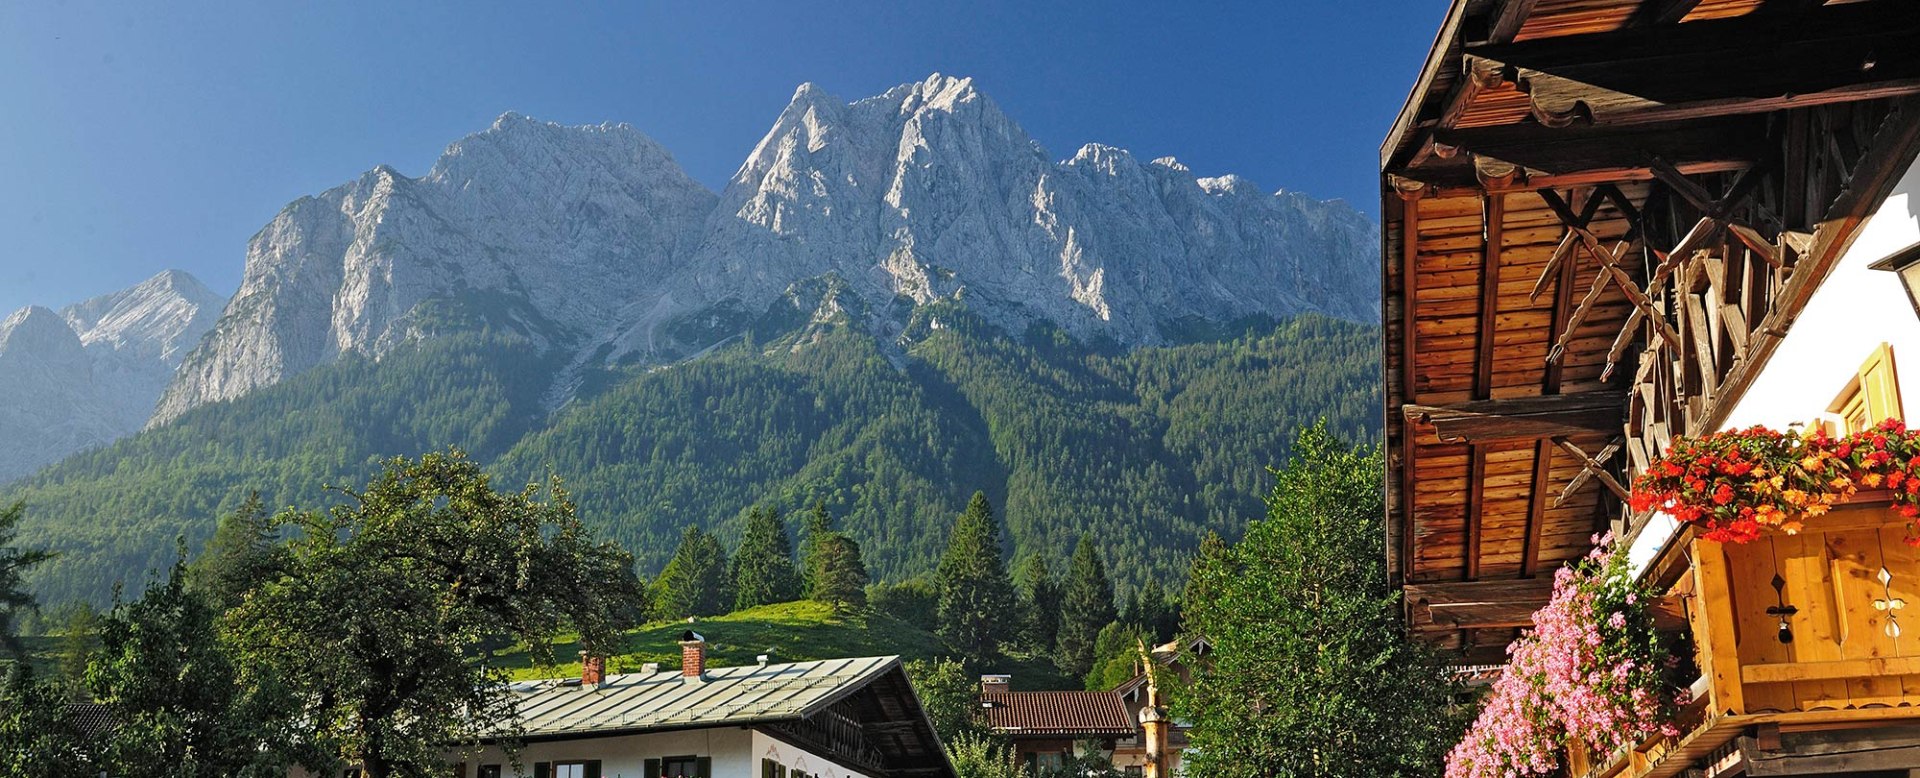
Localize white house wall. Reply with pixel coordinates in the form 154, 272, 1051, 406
1628, 155, 1920, 573
289, 725, 876, 778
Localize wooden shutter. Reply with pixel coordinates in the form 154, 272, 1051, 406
695, 756, 712, 778
644, 759, 660, 778
777, 765, 788, 778
584, 760, 602, 778
534, 762, 551, 778
762, 759, 776, 778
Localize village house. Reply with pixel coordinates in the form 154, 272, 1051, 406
979, 637, 1202, 777
300, 634, 953, 778
1383, 0, 1920, 775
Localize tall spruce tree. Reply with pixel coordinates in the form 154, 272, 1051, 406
1177, 423, 1461, 777
1055, 534, 1117, 676
651, 526, 733, 618
935, 491, 1017, 662
188, 492, 288, 611
0, 501, 54, 661
730, 507, 802, 611
797, 501, 835, 591
809, 532, 869, 611
1017, 555, 1062, 653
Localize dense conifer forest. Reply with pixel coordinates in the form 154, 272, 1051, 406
3, 307, 1380, 608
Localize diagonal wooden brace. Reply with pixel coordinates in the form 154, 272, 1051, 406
1554, 436, 1631, 507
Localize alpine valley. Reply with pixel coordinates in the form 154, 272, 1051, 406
3, 74, 1383, 606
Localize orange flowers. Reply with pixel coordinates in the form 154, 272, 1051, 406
1631, 419, 1920, 543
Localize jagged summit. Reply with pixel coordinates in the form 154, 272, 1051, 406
148, 75, 1380, 426
1, 270, 222, 483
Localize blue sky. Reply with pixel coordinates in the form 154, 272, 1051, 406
0, 1, 1439, 314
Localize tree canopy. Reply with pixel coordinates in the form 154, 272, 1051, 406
651, 525, 733, 619
1177, 424, 1461, 777
223, 452, 643, 778
731, 506, 802, 611
1055, 533, 1117, 677
0, 501, 54, 660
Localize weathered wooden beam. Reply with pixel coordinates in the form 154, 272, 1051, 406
1485, 0, 1538, 45
1522, 438, 1552, 578
1630, 0, 1702, 27
1554, 437, 1632, 505
1406, 577, 1556, 631
1467, 446, 1487, 581
1466, 2, 1920, 128
1404, 391, 1626, 443
1427, 116, 1765, 178
1476, 194, 1503, 399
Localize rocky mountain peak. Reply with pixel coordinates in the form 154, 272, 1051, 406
150, 74, 1379, 425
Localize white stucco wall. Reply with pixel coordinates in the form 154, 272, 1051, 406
1627, 155, 1920, 573
292, 726, 876, 778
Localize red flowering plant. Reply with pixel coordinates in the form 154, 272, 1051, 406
1630, 418, 1920, 544
1446, 537, 1690, 778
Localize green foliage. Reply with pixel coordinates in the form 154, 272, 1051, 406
224, 452, 643, 778
1083, 621, 1151, 691
1016, 555, 1061, 653
905, 657, 988, 745
6, 314, 1382, 610
652, 526, 733, 619
937, 492, 1017, 662
1055, 534, 1117, 677
53, 603, 98, 694
4, 333, 552, 607
1122, 578, 1180, 644
88, 557, 287, 776
868, 575, 939, 633
730, 506, 802, 611
186, 493, 287, 611
0, 664, 97, 778
0, 501, 55, 660
809, 532, 869, 612
1176, 424, 1462, 778
945, 732, 1022, 778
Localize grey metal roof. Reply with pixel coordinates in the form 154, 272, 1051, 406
503, 655, 902, 738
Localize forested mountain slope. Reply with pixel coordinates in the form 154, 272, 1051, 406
5, 310, 1378, 606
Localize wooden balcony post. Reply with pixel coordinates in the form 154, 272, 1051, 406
1691, 539, 1746, 716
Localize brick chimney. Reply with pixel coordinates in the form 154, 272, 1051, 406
579, 651, 606, 687
980, 674, 1011, 694
680, 631, 707, 681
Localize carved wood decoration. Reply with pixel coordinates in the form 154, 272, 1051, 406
1380, 0, 1920, 664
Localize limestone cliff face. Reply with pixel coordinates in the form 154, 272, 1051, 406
0, 271, 222, 482
151, 75, 1380, 424
150, 114, 718, 425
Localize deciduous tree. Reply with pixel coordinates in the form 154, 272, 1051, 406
224, 452, 642, 778
1177, 424, 1461, 777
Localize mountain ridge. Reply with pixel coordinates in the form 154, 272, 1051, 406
0, 270, 223, 483
151, 73, 1380, 426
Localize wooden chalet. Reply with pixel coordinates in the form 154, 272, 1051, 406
1384, 0, 1920, 774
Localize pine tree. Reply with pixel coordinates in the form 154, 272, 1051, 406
935, 492, 1017, 662
730, 506, 802, 611
1017, 555, 1062, 652
188, 492, 287, 611
797, 502, 834, 591
1177, 423, 1461, 777
0, 501, 55, 661
809, 532, 868, 611
1055, 533, 1116, 677
650, 526, 733, 618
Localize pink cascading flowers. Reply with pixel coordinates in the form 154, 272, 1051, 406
1445, 536, 1690, 778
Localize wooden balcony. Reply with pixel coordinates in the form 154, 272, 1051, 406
1575, 496, 1920, 777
